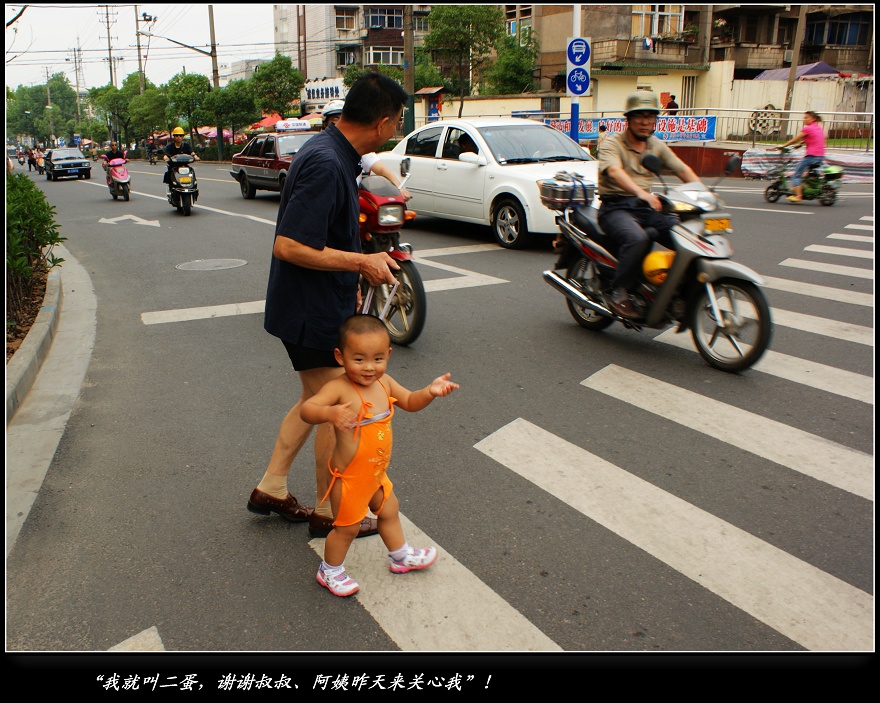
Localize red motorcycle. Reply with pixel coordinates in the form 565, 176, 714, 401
358, 158, 426, 346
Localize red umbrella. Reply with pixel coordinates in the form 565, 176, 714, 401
251, 114, 284, 130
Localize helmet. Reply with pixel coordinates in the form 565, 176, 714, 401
623, 91, 662, 116
172, 127, 186, 136
322, 100, 345, 120
642, 250, 675, 285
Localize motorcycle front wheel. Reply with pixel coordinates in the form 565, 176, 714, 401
361, 260, 427, 346
764, 183, 782, 203
121, 183, 130, 202
690, 278, 771, 373
182, 194, 192, 216
819, 184, 837, 206
565, 257, 614, 331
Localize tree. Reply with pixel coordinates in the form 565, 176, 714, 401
486, 30, 540, 95
202, 79, 261, 140
423, 5, 504, 116
129, 88, 169, 144
414, 48, 452, 93
164, 72, 212, 141
342, 63, 404, 89
251, 54, 304, 118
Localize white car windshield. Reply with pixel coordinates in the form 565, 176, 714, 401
52, 149, 86, 159
477, 125, 591, 164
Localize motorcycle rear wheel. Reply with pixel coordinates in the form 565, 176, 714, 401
763, 183, 782, 203
690, 278, 771, 373
361, 260, 427, 346
565, 257, 614, 331
819, 184, 837, 206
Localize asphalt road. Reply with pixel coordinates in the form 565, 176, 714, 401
5, 160, 873, 684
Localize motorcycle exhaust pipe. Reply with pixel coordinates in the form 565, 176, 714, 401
542, 270, 613, 318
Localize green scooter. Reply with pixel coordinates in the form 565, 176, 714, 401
763, 146, 843, 206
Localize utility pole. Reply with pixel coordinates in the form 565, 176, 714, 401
782, 4, 808, 138
135, 6, 145, 94
403, 6, 415, 134
45, 67, 54, 146
100, 5, 118, 87
208, 5, 224, 161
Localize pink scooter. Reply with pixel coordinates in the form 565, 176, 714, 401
101, 151, 131, 201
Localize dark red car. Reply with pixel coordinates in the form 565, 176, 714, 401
229, 120, 316, 198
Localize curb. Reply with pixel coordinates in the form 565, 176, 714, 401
5, 268, 62, 426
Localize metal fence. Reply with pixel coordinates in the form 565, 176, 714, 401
412, 108, 874, 152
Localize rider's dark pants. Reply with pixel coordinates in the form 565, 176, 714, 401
598, 196, 677, 292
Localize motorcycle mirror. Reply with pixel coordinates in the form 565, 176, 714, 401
400, 157, 410, 177
641, 154, 662, 175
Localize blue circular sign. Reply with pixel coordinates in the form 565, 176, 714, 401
567, 68, 590, 95
567, 39, 590, 66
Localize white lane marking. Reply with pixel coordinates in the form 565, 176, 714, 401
308, 514, 561, 651
475, 418, 873, 652
761, 307, 874, 346
142, 246, 508, 324
108, 626, 166, 651
654, 330, 873, 405
828, 233, 873, 243
845, 223, 874, 230
804, 244, 873, 260
417, 244, 502, 257
859, 216, 873, 222
760, 277, 873, 307
580, 365, 873, 501
724, 205, 813, 214
98, 214, 161, 227
781, 259, 873, 280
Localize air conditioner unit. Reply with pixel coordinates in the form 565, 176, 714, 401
783, 50, 793, 62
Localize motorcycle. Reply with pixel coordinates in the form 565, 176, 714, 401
541, 154, 772, 373
17, 154, 25, 166
148, 149, 158, 165
166, 154, 199, 216
763, 146, 843, 206
101, 151, 131, 201
358, 157, 426, 346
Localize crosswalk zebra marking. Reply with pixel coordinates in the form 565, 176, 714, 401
827, 234, 873, 243
845, 223, 873, 231
759, 307, 874, 346
475, 418, 873, 652
804, 244, 873, 260
760, 277, 873, 307
654, 330, 873, 405
780, 259, 873, 280
580, 365, 873, 501
307, 514, 561, 651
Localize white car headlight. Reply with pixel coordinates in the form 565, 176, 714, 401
378, 204, 404, 226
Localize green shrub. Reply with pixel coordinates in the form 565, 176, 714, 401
198, 144, 246, 161
6, 173, 66, 326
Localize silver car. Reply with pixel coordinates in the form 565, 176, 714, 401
377, 117, 598, 248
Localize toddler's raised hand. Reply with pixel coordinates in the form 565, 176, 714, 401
430, 373, 459, 398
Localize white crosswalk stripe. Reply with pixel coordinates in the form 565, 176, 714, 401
307, 515, 561, 651
780, 259, 873, 279
804, 244, 873, 259
760, 276, 873, 306
654, 329, 873, 404
581, 365, 872, 501
475, 418, 873, 651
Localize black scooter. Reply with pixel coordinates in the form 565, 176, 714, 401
166, 154, 199, 216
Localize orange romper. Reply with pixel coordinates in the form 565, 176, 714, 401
320, 380, 396, 528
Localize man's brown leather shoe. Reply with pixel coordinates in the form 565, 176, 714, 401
247, 488, 313, 523
308, 513, 379, 538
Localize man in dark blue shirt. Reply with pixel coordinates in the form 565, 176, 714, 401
249, 73, 408, 539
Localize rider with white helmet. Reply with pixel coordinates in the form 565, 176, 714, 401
596, 91, 701, 319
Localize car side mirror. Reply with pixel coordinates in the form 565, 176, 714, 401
400, 157, 410, 177
459, 152, 487, 166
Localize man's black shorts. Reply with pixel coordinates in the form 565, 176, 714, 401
281, 339, 341, 372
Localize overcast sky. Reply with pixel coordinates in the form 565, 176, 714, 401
5, 3, 277, 92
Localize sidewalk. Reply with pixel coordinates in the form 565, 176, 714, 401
5, 245, 97, 558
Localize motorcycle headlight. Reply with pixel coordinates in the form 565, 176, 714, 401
378, 204, 404, 226
679, 190, 718, 212
178, 167, 191, 175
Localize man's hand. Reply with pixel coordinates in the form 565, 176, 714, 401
359, 252, 399, 286
640, 191, 664, 212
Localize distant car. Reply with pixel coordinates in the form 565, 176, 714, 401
376, 117, 599, 248
229, 119, 317, 198
45, 148, 91, 181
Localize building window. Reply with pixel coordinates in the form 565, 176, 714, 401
365, 7, 403, 30
336, 8, 356, 31
366, 46, 404, 66
807, 11, 870, 46
414, 15, 429, 32
337, 49, 358, 67
632, 5, 684, 37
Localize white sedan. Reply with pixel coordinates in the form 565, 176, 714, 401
377, 117, 598, 248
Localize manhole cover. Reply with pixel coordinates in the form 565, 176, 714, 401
176, 259, 248, 271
